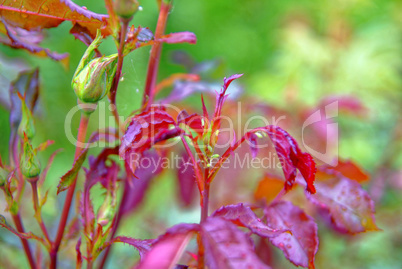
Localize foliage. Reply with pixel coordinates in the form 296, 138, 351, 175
0, 0, 399, 269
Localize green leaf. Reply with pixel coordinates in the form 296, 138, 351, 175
57, 148, 88, 194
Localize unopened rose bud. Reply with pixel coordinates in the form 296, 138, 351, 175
72, 30, 118, 108
17, 93, 35, 139
113, 0, 140, 19
0, 167, 7, 187
72, 55, 117, 104
20, 133, 41, 180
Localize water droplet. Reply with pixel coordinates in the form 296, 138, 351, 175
278, 242, 284, 248
138, 6, 143, 11
41, 5, 49, 12
136, 88, 139, 93
21, 7, 28, 18
120, 76, 124, 82
82, 6, 87, 10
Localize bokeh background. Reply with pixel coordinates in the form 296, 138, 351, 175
0, 0, 401, 268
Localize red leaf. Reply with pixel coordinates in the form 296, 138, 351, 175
136, 223, 199, 268
177, 110, 204, 137
212, 203, 289, 238
76, 237, 82, 269
120, 107, 181, 174
247, 126, 316, 193
306, 167, 379, 234
158, 32, 197, 44
201, 217, 271, 269
212, 74, 243, 132
265, 201, 318, 269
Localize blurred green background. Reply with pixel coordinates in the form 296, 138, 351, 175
0, 0, 401, 268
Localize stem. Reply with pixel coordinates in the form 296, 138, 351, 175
30, 180, 51, 243
181, 136, 203, 192
197, 168, 210, 269
109, 18, 129, 130
11, 213, 37, 269
50, 112, 90, 269
142, 1, 171, 107
97, 181, 129, 269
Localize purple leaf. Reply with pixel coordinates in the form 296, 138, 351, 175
136, 223, 199, 269
176, 150, 197, 207
158, 32, 197, 44
247, 132, 259, 159
264, 201, 318, 269
201, 217, 271, 269
9, 68, 39, 155
212, 203, 288, 238
306, 167, 379, 234
1, 20, 68, 63
121, 150, 164, 215
106, 236, 153, 260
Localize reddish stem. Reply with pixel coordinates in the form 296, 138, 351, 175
197, 167, 210, 269
50, 113, 90, 269
30, 180, 51, 243
142, 1, 171, 107
109, 18, 129, 130
97, 181, 129, 269
11, 213, 37, 269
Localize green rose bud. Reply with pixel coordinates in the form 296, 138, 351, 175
0, 167, 8, 187
20, 133, 41, 180
72, 31, 118, 106
17, 93, 35, 139
113, 0, 140, 19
